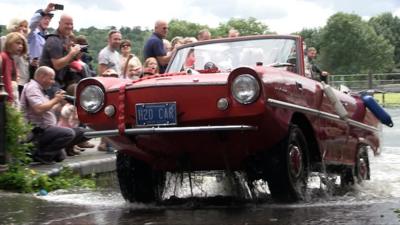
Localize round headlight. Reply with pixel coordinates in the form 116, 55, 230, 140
231, 74, 260, 104
79, 85, 104, 113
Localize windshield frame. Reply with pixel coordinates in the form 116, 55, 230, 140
166, 35, 304, 75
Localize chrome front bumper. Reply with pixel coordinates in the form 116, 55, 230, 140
84, 125, 258, 138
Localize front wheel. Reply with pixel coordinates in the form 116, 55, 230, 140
265, 125, 310, 202
116, 152, 165, 203
340, 145, 370, 186
355, 145, 370, 182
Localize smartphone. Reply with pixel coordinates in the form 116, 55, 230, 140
54, 4, 64, 10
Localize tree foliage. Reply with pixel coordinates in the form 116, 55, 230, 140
369, 13, 400, 70
213, 17, 271, 37
319, 12, 394, 74
167, 19, 208, 40
1, 14, 400, 74
296, 28, 322, 51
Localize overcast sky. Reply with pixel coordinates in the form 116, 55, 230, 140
1, 0, 400, 34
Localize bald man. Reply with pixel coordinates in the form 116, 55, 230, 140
40, 14, 81, 94
20, 66, 89, 163
143, 20, 173, 73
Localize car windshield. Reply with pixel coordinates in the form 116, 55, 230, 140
167, 38, 297, 73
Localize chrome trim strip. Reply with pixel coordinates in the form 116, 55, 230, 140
267, 98, 379, 132
347, 120, 379, 132
84, 125, 258, 138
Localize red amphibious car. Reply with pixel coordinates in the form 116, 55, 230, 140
76, 35, 383, 203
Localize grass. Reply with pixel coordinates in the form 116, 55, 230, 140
374, 92, 400, 107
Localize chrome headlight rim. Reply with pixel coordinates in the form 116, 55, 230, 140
79, 85, 105, 113
231, 74, 260, 105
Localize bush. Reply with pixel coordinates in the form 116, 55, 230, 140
0, 104, 95, 192
0, 165, 95, 193
5, 103, 32, 164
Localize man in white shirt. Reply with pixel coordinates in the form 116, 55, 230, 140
98, 30, 122, 76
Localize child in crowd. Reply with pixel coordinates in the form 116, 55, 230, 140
143, 57, 159, 76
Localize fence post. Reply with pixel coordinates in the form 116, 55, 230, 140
0, 75, 8, 168
368, 72, 373, 89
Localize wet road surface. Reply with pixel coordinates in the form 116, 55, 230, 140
1, 108, 400, 225
1, 190, 399, 225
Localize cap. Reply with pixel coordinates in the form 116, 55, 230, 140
36, 9, 54, 18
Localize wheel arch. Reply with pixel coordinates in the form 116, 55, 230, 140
357, 137, 381, 156
290, 112, 322, 166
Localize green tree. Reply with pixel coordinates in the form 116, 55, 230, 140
319, 12, 394, 74
167, 19, 208, 40
118, 26, 151, 60
369, 12, 400, 70
213, 17, 271, 37
296, 28, 322, 51
0, 25, 6, 36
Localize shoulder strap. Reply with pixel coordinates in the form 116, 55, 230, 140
44, 33, 60, 40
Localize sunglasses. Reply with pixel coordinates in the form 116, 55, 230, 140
121, 45, 131, 48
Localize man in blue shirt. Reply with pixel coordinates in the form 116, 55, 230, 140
28, 3, 56, 78
143, 20, 173, 74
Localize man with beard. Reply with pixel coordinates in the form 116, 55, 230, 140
98, 30, 122, 76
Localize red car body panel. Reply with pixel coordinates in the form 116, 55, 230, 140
76, 35, 380, 171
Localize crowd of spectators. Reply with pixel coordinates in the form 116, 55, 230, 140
0, 3, 245, 164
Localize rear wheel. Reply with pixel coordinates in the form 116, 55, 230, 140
340, 145, 370, 186
116, 152, 165, 203
355, 145, 370, 182
265, 125, 310, 202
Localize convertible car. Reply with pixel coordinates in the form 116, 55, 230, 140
76, 35, 387, 203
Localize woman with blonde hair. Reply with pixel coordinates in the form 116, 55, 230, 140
119, 39, 142, 79
1, 18, 30, 94
0, 18, 29, 49
0, 32, 28, 105
171, 36, 183, 51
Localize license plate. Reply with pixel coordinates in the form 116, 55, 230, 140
135, 102, 177, 127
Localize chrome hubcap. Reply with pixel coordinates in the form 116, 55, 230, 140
289, 145, 303, 178
358, 158, 367, 180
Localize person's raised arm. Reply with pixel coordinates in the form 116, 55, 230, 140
29, 3, 55, 31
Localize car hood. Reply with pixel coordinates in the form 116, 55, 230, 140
90, 66, 281, 92
94, 72, 230, 92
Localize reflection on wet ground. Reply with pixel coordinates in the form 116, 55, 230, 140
1, 189, 399, 225
1, 108, 400, 224
1, 168, 400, 225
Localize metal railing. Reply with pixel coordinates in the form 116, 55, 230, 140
328, 73, 400, 107
328, 73, 400, 92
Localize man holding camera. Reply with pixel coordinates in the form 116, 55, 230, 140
20, 66, 89, 163
40, 13, 80, 96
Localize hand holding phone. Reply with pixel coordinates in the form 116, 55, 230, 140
54, 4, 64, 10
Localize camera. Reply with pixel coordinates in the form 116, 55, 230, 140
78, 44, 89, 53
54, 4, 64, 10
63, 95, 75, 103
